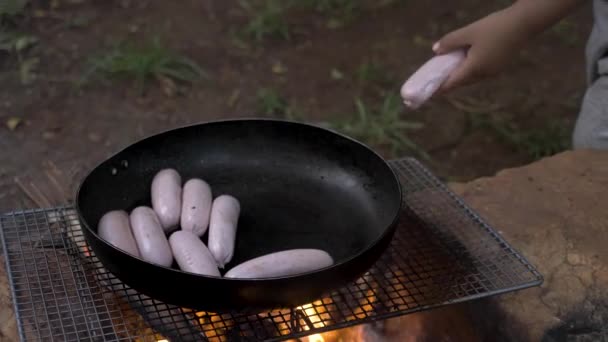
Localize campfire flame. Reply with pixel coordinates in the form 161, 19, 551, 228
56, 209, 381, 342
173, 276, 381, 341
306, 333, 325, 342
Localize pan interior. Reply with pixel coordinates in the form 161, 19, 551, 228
77, 120, 401, 270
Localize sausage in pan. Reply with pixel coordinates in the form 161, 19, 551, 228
98, 210, 140, 257
130, 206, 174, 267
224, 249, 334, 279
207, 195, 240, 268
151, 168, 182, 232
180, 178, 213, 237
169, 230, 221, 277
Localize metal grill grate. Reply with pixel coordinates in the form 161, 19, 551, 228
0, 158, 543, 341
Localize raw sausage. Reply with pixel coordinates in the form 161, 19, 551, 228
98, 210, 140, 257
169, 230, 221, 277
400, 49, 466, 109
151, 168, 182, 232
207, 195, 240, 268
224, 249, 334, 279
130, 206, 173, 267
180, 178, 213, 237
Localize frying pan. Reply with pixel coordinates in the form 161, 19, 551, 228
75, 118, 402, 312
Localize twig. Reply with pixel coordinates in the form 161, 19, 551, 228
205, 0, 216, 21
14, 177, 50, 208
45, 160, 71, 202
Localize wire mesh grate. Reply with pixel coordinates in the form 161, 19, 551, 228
0, 158, 542, 341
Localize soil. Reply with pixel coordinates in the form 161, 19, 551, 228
0, 0, 594, 210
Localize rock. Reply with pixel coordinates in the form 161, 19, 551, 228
567, 252, 584, 266
540, 274, 586, 314
0, 256, 18, 341
88, 132, 101, 142
450, 150, 608, 341
42, 131, 55, 140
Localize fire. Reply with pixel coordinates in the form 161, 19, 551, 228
81, 244, 91, 257
295, 300, 328, 329
307, 333, 325, 342
155, 293, 381, 342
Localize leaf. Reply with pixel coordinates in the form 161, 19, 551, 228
157, 74, 177, 97
326, 18, 343, 29
412, 35, 432, 48
227, 89, 240, 108
6, 117, 21, 131
0, 0, 29, 16
271, 61, 286, 74
330, 68, 343, 80
14, 35, 37, 52
19, 56, 38, 84
0, 31, 16, 51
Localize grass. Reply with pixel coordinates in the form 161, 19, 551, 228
469, 112, 571, 160
254, 88, 427, 160
237, 0, 368, 43
239, 0, 291, 42
1, 26, 38, 84
82, 38, 206, 94
330, 94, 429, 160
356, 59, 393, 86
303, 0, 359, 12
301, 0, 361, 28
255, 87, 303, 120
256, 87, 289, 116
0, 0, 28, 20
0, 0, 38, 84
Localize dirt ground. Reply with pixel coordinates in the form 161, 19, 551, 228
0, 0, 594, 210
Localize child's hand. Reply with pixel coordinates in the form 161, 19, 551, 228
432, 0, 585, 93
432, 7, 529, 93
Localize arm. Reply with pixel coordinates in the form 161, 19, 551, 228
508, 0, 588, 37
433, 0, 588, 92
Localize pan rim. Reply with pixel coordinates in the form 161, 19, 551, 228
75, 117, 403, 283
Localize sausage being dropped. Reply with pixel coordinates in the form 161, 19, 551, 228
130, 206, 174, 267
224, 249, 334, 279
169, 230, 221, 277
180, 178, 213, 237
207, 195, 240, 268
400, 49, 466, 109
151, 168, 182, 232
98, 210, 140, 257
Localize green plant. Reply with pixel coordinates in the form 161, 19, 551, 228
256, 87, 288, 115
301, 0, 360, 28
255, 87, 303, 120
0, 0, 28, 18
331, 94, 429, 159
304, 0, 359, 13
356, 60, 392, 86
83, 38, 206, 94
239, 0, 291, 42
510, 122, 571, 159
469, 113, 570, 160
0, 29, 38, 84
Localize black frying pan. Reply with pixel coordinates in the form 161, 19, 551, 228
75, 119, 402, 313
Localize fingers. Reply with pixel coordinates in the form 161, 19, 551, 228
436, 57, 477, 93
433, 26, 472, 54
432, 27, 476, 94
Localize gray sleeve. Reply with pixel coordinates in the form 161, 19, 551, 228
586, 0, 608, 83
